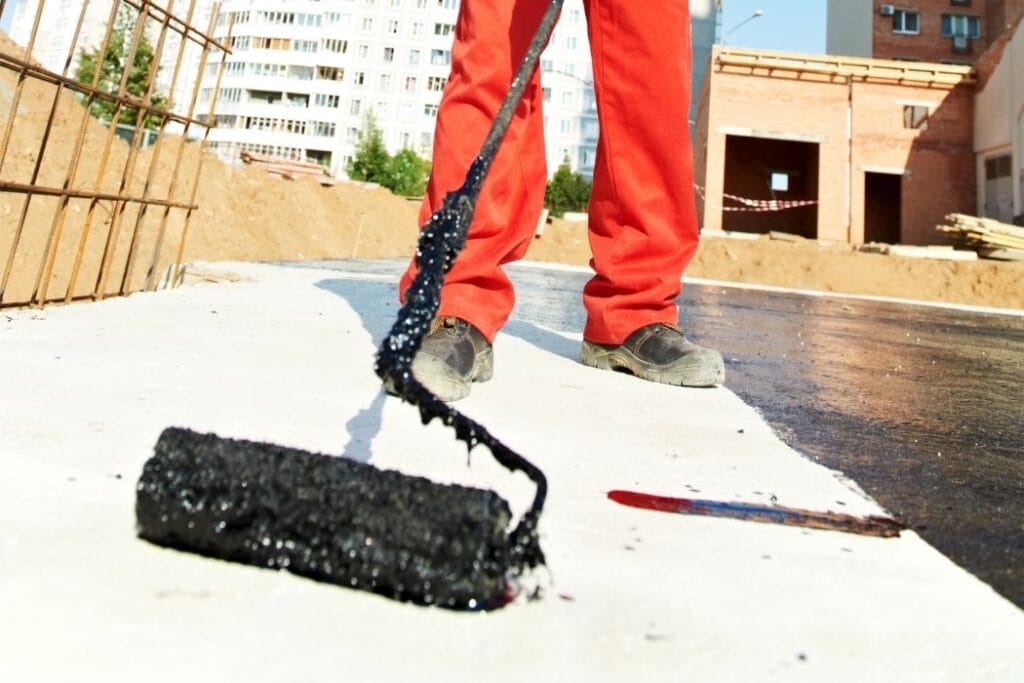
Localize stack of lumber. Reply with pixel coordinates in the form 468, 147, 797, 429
240, 151, 338, 186
937, 213, 1024, 260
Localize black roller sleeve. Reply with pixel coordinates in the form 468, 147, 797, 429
136, 427, 514, 609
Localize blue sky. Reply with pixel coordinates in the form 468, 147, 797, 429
0, 0, 831, 55
720, 0, 828, 54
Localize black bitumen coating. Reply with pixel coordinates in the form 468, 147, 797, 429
137, 427, 513, 609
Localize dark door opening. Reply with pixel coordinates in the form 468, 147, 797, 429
864, 172, 902, 244
721, 135, 819, 239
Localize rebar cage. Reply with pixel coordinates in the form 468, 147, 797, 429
0, 0, 229, 308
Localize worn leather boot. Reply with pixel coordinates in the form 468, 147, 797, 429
581, 323, 725, 388
387, 316, 493, 402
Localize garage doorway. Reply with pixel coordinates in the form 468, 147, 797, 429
722, 135, 819, 238
864, 172, 902, 244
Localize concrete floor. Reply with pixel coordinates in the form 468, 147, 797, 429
2, 260, 1022, 681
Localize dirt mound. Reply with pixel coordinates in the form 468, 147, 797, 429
2, 32, 1021, 311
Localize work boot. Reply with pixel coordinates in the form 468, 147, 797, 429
581, 323, 725, 388
388, 316, 493, 402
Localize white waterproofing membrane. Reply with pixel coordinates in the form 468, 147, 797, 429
1, 261, 1022, 681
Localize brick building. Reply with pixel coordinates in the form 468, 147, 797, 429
827, 0, 1024, 63
693, 47, 976, 245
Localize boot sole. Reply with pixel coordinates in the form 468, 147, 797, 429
386, 346, 494, 402
580, 340, 725, 388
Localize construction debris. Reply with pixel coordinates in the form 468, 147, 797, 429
938, 214, 1024, 260
240, 151, 339, 186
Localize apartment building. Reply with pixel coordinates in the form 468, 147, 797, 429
195, 0, 719, 179
5, 0, 719, 180
7, 0, 113, 74
827, 0, 1024, 63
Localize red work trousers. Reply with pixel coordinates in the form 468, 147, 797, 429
399, 0, 699, 345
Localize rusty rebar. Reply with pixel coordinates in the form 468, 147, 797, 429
140, 0, 204, 292
29, 0, 96, 306
93, 1, 164, 300
0, 0, 229, 308
117, 0, 182, 295
0, 0, 47, 303
170, 5, 230, 288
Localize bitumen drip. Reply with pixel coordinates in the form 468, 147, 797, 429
137, 428, 515, 609
371, 0, 561, 576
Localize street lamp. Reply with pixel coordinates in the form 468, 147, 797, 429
723, 9, 764, 44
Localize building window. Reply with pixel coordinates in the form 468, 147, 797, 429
408, 49, 421, 65
940, 14, 981, 39
350, 99, 362, 115
316, 66, 344, 81
427, 76, 447, 91
322, 39, 348, 54
383, 47, 395, 62
314, 93, 339, 108
985, 155, 1011, 180
892, 10, 920, 34
404, 76, 418, 92
903, 104, 929, 130
424, 103, 438, 117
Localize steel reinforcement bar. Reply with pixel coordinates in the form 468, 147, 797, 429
0, 0, 230, 309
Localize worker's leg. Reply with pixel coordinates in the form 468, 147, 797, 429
581, 0, 700, 345
398, 0, 550, 343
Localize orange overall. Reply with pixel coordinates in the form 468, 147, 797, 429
400, 0, 698, 346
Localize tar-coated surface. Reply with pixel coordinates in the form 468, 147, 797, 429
136, 427, 514, 609
297, 259, 1024, 608
688, 285, 1024, 609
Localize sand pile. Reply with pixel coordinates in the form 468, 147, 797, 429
2, 32, 1021, 310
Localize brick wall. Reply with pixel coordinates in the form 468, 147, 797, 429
873, 0, 990, 63
987, 0, 1024, 37
694, 48, 976, 245
850, 81, 976, 243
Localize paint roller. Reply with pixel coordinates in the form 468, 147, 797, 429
135, 0, 564, 609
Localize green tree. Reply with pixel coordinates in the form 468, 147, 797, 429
346, 112, 391, 185
74, 7, 166, 129
384, 147, 431, 197
544, 157, 592, 217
